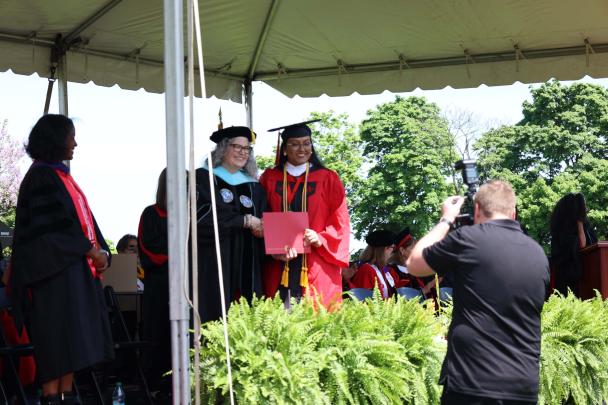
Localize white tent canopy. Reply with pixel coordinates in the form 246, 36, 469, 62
2, 0, 608, 102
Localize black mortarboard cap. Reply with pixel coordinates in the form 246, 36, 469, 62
268, 119, 320, 141
210, 126, 256, 144
394, 227, 413, 248
365, 230, 396, 247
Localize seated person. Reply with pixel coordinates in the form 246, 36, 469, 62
386, 228, 425, 291
349, 230, 397, 299
116, 234, 144, 291
341, 261, 359, 292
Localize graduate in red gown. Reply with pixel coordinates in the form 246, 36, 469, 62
260, 121, 350, 309
386, 228, 426, 291
349, 230, 398, 299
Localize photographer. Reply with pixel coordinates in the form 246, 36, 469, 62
407, 180, 549, 405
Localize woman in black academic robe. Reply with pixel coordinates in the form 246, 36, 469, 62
195, 126, 266, 323
138, 168, 171, 394
10, 115, 113, 405
550, 193, 597, 296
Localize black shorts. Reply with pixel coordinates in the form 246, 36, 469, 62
441, 389, 536, 405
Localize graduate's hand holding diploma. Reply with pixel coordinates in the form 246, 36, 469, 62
303, 229, 322, 248
271, 246, 298, 262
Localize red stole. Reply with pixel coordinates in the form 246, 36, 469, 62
55, 169, 99, 278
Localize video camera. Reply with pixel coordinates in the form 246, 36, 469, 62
454, 159, 479, 228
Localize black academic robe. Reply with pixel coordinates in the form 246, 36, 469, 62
137, 204, 170, 389
551, 219, 597, 296
10, 164, 113, 383
195, 168, 266, 323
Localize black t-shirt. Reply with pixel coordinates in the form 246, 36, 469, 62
423, 219, 549, 401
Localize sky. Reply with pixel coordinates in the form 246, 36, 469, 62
1, 70, 606, 249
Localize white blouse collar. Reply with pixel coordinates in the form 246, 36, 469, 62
285, 162, 311, 177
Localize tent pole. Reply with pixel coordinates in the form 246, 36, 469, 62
163, 0, 190, 404
244, 79, 253, 128
57, 54, 68, 116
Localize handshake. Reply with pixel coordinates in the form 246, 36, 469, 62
244, 214, 264, 238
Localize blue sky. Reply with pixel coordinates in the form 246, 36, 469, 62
1, 70, 605, 248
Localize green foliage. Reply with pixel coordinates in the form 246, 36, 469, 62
195, 292, 608, 405
255, 154, 276, 172
195, 295, 445, 404
105, 239, 117, 254
475, 80, 608, 249
539, 293, 608, 405
308, 111, 364, 203
353, 96, 458, 238
0, 207, 15, 229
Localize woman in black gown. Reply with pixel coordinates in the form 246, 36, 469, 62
550, 192, 597, 296
10, 114, 113, 405
138, 168, 171, 394
195, 126, 266, 322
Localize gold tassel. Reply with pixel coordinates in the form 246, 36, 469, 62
300, 266, 309, 288
281, 261, 290, 287
435, 273, 440, 307
217, 108, 223, 130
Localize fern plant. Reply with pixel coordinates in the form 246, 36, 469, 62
195, 291, 608, 405
196, 296, 330, 404
538, 292, 608, 405
195, 293, 445, 404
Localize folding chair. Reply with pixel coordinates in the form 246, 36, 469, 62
103, 286, 153, 405
396, 287, 424, 301
0, 286, 34, 405
439, 287, 453, 301
0, 321, 33, 405
348, 288, 374, 301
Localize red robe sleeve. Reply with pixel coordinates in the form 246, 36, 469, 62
389, 267, 410, 288
349, 264, 378, 290
314, 170, 350, 268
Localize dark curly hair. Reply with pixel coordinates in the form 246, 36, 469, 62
25, 114, 74, 162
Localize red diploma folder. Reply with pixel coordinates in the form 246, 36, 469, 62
263, 212, 311, 254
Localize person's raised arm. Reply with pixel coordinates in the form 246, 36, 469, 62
407, 196, 464, 277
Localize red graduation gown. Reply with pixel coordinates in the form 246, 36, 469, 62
260, 166, 350, 308
349, 263, 392, 299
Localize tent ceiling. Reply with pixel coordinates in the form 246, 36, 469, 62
2, 0, 608, 102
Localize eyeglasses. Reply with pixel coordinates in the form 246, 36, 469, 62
229, 143, 253, 154
286, 141, 313, 150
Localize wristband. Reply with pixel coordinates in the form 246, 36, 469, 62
438, 217, 454, 228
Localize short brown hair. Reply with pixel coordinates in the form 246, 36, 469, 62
474, 180, 516, 218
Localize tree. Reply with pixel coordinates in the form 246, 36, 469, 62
352, 96, 458, 239
308, 111, 364, 208
475, 80, 608, 248
0, 119, 25, 228
255, 154, 275, 172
